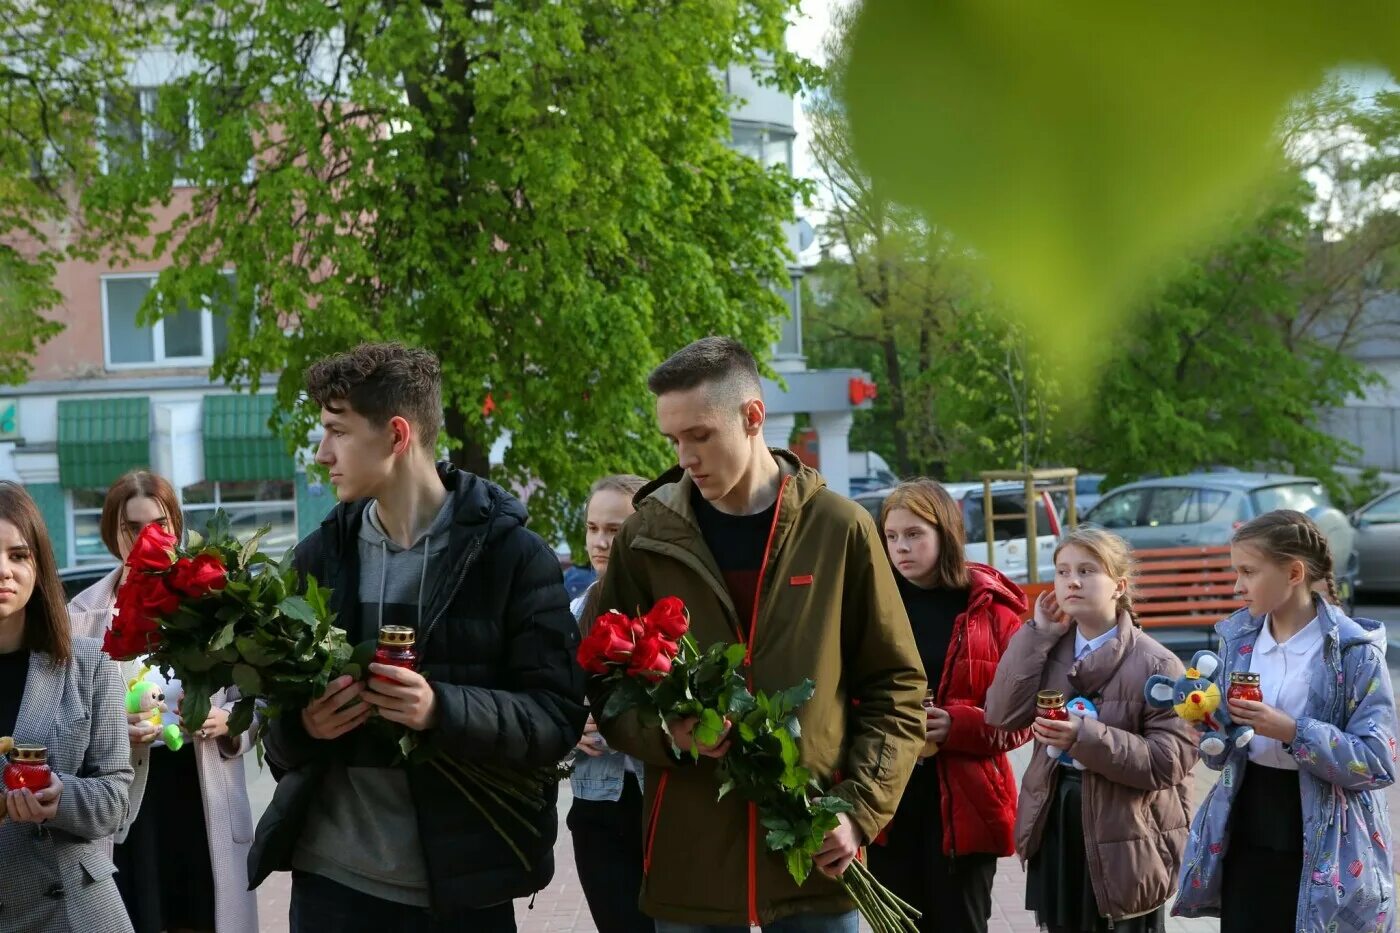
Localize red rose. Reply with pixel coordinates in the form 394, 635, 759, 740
627, 633, 678, 682
126, 572, 179, 622
169, 554, 228, 598
577, 611, 637, 674
126, 524, 177, 573
643, 596, 689, 640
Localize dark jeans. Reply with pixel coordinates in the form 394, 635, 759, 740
289, 870, 516, 933
568, 772, 654, 933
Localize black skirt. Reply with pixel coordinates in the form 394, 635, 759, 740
1026, 770, 1165, 933
1220, 764, 1304, 933
114, 744, 216, 933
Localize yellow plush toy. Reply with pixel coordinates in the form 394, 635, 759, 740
125, 668, 185, 751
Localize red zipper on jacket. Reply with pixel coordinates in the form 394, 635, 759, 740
643, 771, 669, 876
639, 473, 790, 926
936, 609, 967, 862
742, 474, 790, 926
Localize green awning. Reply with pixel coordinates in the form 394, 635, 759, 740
203, 394, 293, 482
57, 397, 151, 489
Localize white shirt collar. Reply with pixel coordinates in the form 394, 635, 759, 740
1074, 625, 1118, 660
1256, 615, 1322, 656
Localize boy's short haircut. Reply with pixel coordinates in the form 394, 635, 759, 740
646, 337, 762, 408
306, 343, 443, 450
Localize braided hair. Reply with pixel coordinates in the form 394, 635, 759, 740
1231, 510, 1338, 605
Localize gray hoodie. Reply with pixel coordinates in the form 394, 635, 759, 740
292, 497, 456, 906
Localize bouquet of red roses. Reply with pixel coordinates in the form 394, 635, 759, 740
580, 597, 919, 933
105, 517, 566, 871
102, 514, 350, 747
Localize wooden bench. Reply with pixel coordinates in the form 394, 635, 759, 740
1018, 546, 1238, 655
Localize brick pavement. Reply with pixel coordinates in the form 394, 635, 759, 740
251, 744, 1233, 932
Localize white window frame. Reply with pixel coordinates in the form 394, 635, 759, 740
101, 270, 236, 371
98, 87, 197, 187
182, 480, 299, 555
68, 489, 111, 568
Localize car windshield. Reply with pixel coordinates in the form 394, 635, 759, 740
1249, 482, 1329, 515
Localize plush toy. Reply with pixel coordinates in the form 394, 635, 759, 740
1045, 696, 1099, 769
125, 672, 185, 751
1144, 650, 1254, 757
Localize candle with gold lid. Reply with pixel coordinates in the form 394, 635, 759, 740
372, 626, 419, 682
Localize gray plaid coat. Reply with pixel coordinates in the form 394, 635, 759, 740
69, 569, 260, 933
0, 638, 134, 932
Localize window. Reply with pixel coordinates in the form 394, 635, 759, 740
1361, 491, 1400, 525
964, 494, 1054, 544
101, 86, 194, 181
102, 272, 236, 369
1250, 483, 1329, 515
775, 275, 802, 358
70, 488, 113, 566
730, 124, 795, 173
182, 481, 298, 560
1087, 489, 1148, 529
1144, 487, 1196, 526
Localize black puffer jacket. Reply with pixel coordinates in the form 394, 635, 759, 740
248, 464, 587, 912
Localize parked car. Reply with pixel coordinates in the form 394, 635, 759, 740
59, 563, 119, 601
1083, 473, 1358, 613
1074, 473, 1107, 515
1352, 487, 1400, 593
855, 482, 1063, 583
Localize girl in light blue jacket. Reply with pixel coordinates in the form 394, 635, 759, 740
567, 474, 654, 933
1175, 510, 1396, 933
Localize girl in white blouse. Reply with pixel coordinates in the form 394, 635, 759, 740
1174, 510, 1396, 933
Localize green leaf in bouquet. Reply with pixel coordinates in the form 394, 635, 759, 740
601, 678, 646, 723
235, 635, 282, 667
737, 722, 757, 743
277, 544, 297, 575
775, 680, 816, 718
784, 848, 813, 886
180, 690, 211, 740
203, 510, 231, 543
399, 732, 420, 760
232, 663, 263, 696
215, 604, 243, 622
186, 529, 204, 550
239, 526, 270, 569
226, 696, 257, 738
766, 826, 798, 850
780, 765, 811, 793
776, 730, 800, 768
278, 595, 318, 627
210, 622, 238, 652
724, 642, 747, 669
727, 687, 757, 720
170, 644, 218, 673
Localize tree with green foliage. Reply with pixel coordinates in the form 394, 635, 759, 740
806, 5, 1384, 491
0, 0, 145, 383
93, 0, 808, 539
1073, 173, 1379, 490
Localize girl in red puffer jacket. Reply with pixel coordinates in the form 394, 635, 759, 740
869, 480, 1032, 933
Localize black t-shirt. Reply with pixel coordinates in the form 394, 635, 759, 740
897, 576, 970, 698
0, 649, 30, 738
690, 484, 777, 629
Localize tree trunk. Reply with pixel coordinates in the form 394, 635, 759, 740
444, 405, 492, 477
878, 327, 912, 477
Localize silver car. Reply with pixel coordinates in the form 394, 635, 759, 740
1084, 472, 1358, 611
1353, 487, 1400, 593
